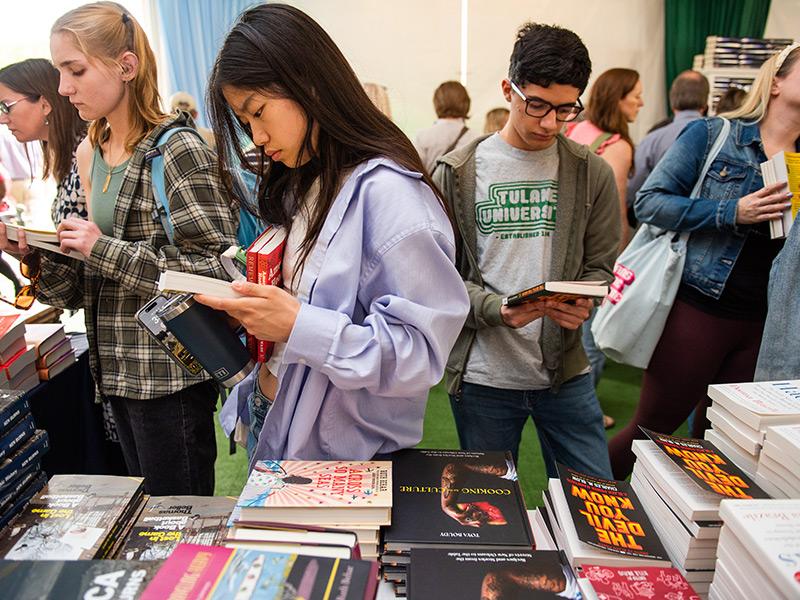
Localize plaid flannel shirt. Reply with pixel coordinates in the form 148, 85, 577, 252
37, 113, 238, 400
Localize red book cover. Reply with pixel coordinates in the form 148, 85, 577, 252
256, 227, 287, 362
0, 346, 36, 382
580, 565, 701, 599
245, 229, 273, 361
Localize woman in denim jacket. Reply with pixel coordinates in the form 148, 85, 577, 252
609, 44, 800, 478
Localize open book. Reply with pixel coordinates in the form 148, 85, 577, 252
3, 224, 84, 262
157, 271, 242, 299
761, 150, 800, 239
502, 280, 608, 307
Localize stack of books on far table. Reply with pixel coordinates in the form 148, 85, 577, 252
705, 380, 800, 477
0, 389, 48, 529
702, 36, 794, 69
228, 460, 391, 561
0, 474, 146, 560
708, 499, 800, 600
381, 449, 533, 598
25, 323, 76, 382
755, 424, 800, 498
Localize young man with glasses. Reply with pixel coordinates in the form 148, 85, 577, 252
433, 23, 620, 480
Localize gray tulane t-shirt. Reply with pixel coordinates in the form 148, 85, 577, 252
463, 133, 559, 390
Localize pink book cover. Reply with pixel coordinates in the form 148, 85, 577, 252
580, 565, 701, 599
140, 543, 234, 600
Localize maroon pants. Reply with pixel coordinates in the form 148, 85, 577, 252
608, 299, 764, 479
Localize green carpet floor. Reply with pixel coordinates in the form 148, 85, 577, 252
214, 361, 689, 508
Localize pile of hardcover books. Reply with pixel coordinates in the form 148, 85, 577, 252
381, 449, 533, 598
754, 424, 800, 498
0, 316, 38, 394
116, 495, 237, 560
25, 323, 76, 382
541, 465, 671, 574
705, 380, 800, 477
228, 459, 391, 561
708, 499, 800, 600
0, 389, 48, 530
0, 474, 146, 560
702, 36, 794, 69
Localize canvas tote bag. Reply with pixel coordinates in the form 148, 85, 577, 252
591, 118, 731, 368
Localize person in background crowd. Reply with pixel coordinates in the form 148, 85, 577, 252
0, 1, 238, 495
197, 3, 469, 462
168, 91, 215, 149
608, 44, 800, 479
415, 80, 480, 173
716, 86, 748, 115
362, 82, 392, 119
0, 160, 21, 295
0, 59, 89, 226
435, 22, 620, 480
484, 107, 510, 134
0, 125, 42, 212
565, 68, 643, 428
626, 70, 709, 221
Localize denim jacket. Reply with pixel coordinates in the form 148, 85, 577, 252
634, 118, 768, 299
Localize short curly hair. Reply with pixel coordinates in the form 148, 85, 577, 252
508, 23, 591, 92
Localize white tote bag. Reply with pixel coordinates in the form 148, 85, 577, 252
591, 118, 730, 369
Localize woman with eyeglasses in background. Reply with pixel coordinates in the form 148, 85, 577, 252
0, 2, 238, 495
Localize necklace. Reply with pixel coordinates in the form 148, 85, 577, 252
101, 143, 128, 193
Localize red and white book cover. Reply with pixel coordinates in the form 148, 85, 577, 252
580, 565, 701, 600
0, 345, 36, 383
245, 228, 274, 361
256, 227, 287, 362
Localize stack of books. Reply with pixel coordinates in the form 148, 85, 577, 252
541, 466, 670, 574
708, 499, 800, 600
705, 380, 800, 477
381, 449, 533, 598
0, 315, 38, 393
140, 543, 379, 600
0, 389, 49, 529
703, 36, 794, 69
25, 323, 76, 382
229, 460, 391, 561
755, 424, 800, 498
117, 495, 237, 560
0, 474, 146, 559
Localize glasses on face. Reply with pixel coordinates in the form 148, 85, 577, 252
509, 81, 584, 122
0, 97, 32, 116
0, 253, 40, 310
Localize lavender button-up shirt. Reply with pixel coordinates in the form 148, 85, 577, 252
221, 158, 469, 464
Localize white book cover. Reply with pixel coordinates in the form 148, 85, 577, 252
706, 405, 762, 455
707, 381, 800, 430
704, 427, 759, 477
717, 525, 785, 600
632, 440, 722, 521
761, 150, 800, 239
757, 450, 800, 497
157, 270, 241, 299
719, 499, 800, 597
528, 508, 557, 551
765, 424, 800, 463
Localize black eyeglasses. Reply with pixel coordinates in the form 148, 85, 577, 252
509, 81, 584, 122
0, 97, 33, 116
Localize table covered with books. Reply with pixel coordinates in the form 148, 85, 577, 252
0, 379, 798, 599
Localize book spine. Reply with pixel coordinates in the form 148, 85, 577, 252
257, 239, 285, 362
504, 284, 547, 307
0, 396, 27, 435
256, 245, 270, 362
246, 242, 260, 361
0, 414, 35, 462
506, 451, 535, 548
0, 431, 49, 488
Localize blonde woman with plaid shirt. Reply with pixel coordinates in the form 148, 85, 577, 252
0, 2, 238, 495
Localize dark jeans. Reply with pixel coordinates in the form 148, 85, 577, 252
108, 380, 219, 495
608, 299, 764, 479
450, 374, 612, 479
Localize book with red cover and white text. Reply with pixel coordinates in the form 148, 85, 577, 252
255, 226, 286, 362
579, 564, 700, 599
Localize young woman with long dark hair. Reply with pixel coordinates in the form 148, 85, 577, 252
198, 3, 469, 462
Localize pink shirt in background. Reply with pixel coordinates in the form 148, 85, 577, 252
565, 120, 621, 156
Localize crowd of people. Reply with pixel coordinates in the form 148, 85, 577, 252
0, 0, 796, 497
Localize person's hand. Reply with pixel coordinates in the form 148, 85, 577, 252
0, 223, 30, 258
57, 218, 102, 258
500, 301, 546, 328
195, 280, 300, 343
736, 182, 792, 224
543, 297, 592, 330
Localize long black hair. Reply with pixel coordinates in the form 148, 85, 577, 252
208, 3, 444, 273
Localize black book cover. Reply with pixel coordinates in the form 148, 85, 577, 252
0, 472, 47, 530
0, 430, 48, 489
119, 495, 236, 560
0, 559, 161, 599
409, 548, 581, 599
0, 474, 144, 560
558, 464, 668, 562
0, 465, 43, 516
0, 413, 35, 463
382, 449, 532, 551
641, 428, 770, 500
0, 390, 28, 436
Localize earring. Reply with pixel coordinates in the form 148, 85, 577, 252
44, 117, 49, 126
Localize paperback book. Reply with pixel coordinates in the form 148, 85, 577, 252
0, 413, 34, 462
119, 495, 236, 561
706, 380, 800, 431
578, 565, 701, 600
503, 280, 607, 307
761, 150, 800, 238
642, 428, 769, 500
3, 224, 84, 261
140, 543, 379, 600
0, 429, 48, 489
0, 389, 27, 435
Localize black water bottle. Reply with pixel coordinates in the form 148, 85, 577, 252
158, 295, 254, 388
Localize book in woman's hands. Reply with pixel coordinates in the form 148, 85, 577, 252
502, 280, 608, 307
761, 150, 800, 239
157, 271, 242, 299
3, 224, 84, 261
